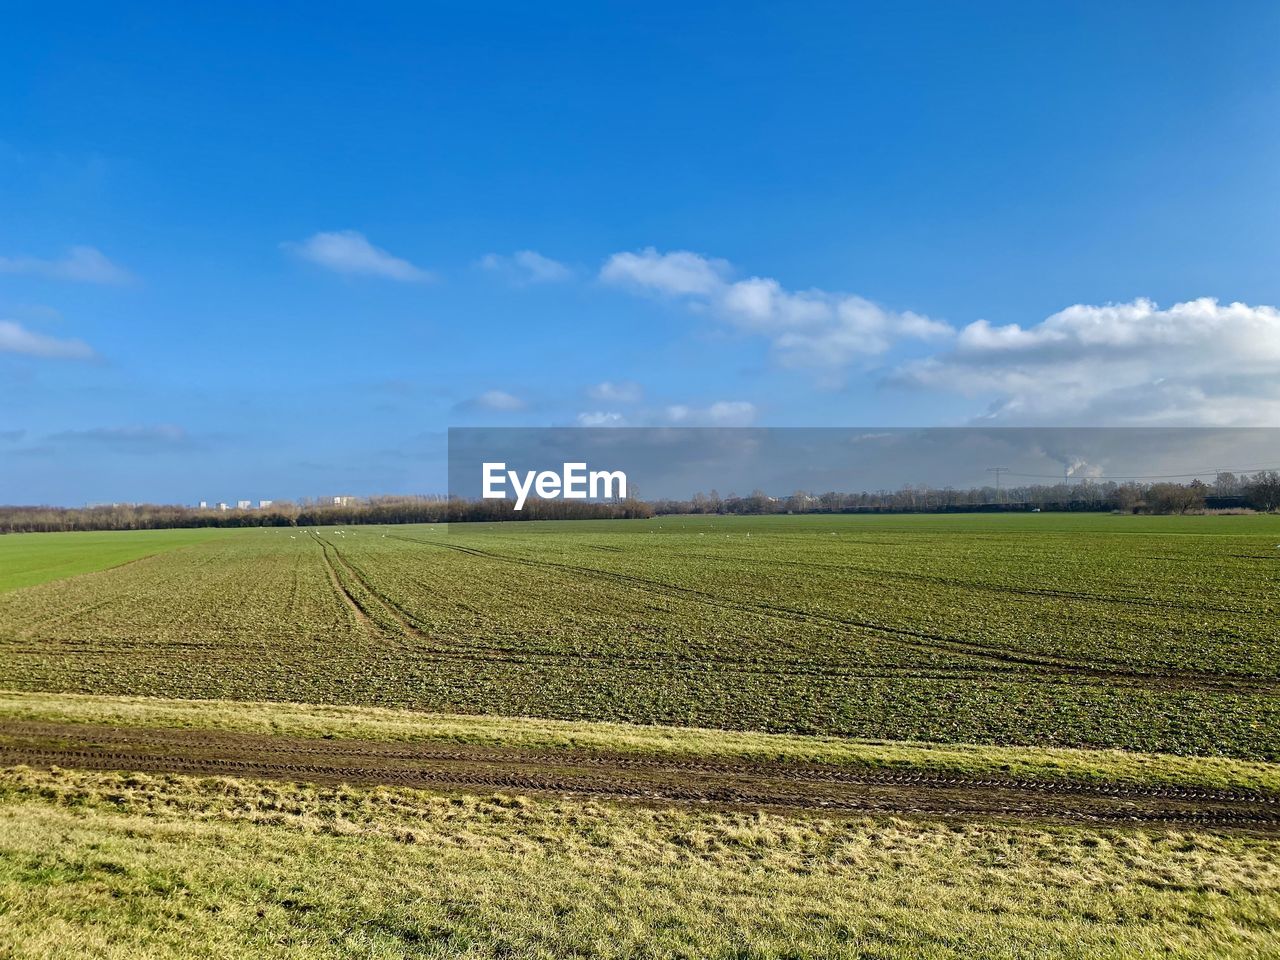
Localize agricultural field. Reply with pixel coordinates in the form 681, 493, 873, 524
0, 527, 226, 592
0, 513, 1278, 758
3, 513, 1280, 958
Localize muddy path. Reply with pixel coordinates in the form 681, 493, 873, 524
1, 719, 1276, 833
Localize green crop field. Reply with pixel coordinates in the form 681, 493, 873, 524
1, 513, 1278, 758
0, 527, 227, 592
4, 513, 1280, 958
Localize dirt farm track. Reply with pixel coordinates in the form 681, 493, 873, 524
2, 720, 1277, 833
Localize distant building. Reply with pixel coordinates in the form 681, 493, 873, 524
217, 502, 229, 511
199, 501, 208, 509
332, 495, 356, 506
237, 500, 252, 510
258, 499, 273, 509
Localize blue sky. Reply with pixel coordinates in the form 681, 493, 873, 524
2, 1, 1279, 504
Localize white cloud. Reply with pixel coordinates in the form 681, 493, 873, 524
576, 411, 626, 427
664, 400, 757, 426
706, 401, 757, 425
470, 389, 525, 412
284, 230, 433, 282
601, 248, 730, 296
601, 248, 949, 370
480, 250, 571, 284
0, 320, 95, 360
586, 380, 643, 403
0, 246, 131, 284
895, 297, 1280, 426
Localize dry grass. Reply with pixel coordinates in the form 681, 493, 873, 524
2, 765, 1278, 959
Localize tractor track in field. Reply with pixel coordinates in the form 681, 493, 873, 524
305, 537, 1221, 691
317, 540, 373, 629
327, 541, 436, 637
2, 720, 1276, 833
2, 721, 1273, 804
389, 535, 1279, 696
662, 548, 1273, 618
318, 535, 449, 654
308, 536, 1048, 685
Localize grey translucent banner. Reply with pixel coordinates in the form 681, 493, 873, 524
448, 426, 1280, 506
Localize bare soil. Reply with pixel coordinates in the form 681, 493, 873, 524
1, 719, 1276, 832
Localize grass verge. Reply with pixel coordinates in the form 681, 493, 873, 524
1, 765, 1277, 959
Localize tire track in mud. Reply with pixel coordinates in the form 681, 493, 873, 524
390, 534, 1279, 696
4, 721, 1272, 805
1, 721, 1276, 832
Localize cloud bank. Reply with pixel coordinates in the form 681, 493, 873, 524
602, 251, 1280, 425
601, 247, 950, 369
894, 297, 1280, 426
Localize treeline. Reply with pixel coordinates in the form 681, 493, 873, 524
2, 472, 1277, 534
0, 495, 654, 534
649, 471, 1280, 517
